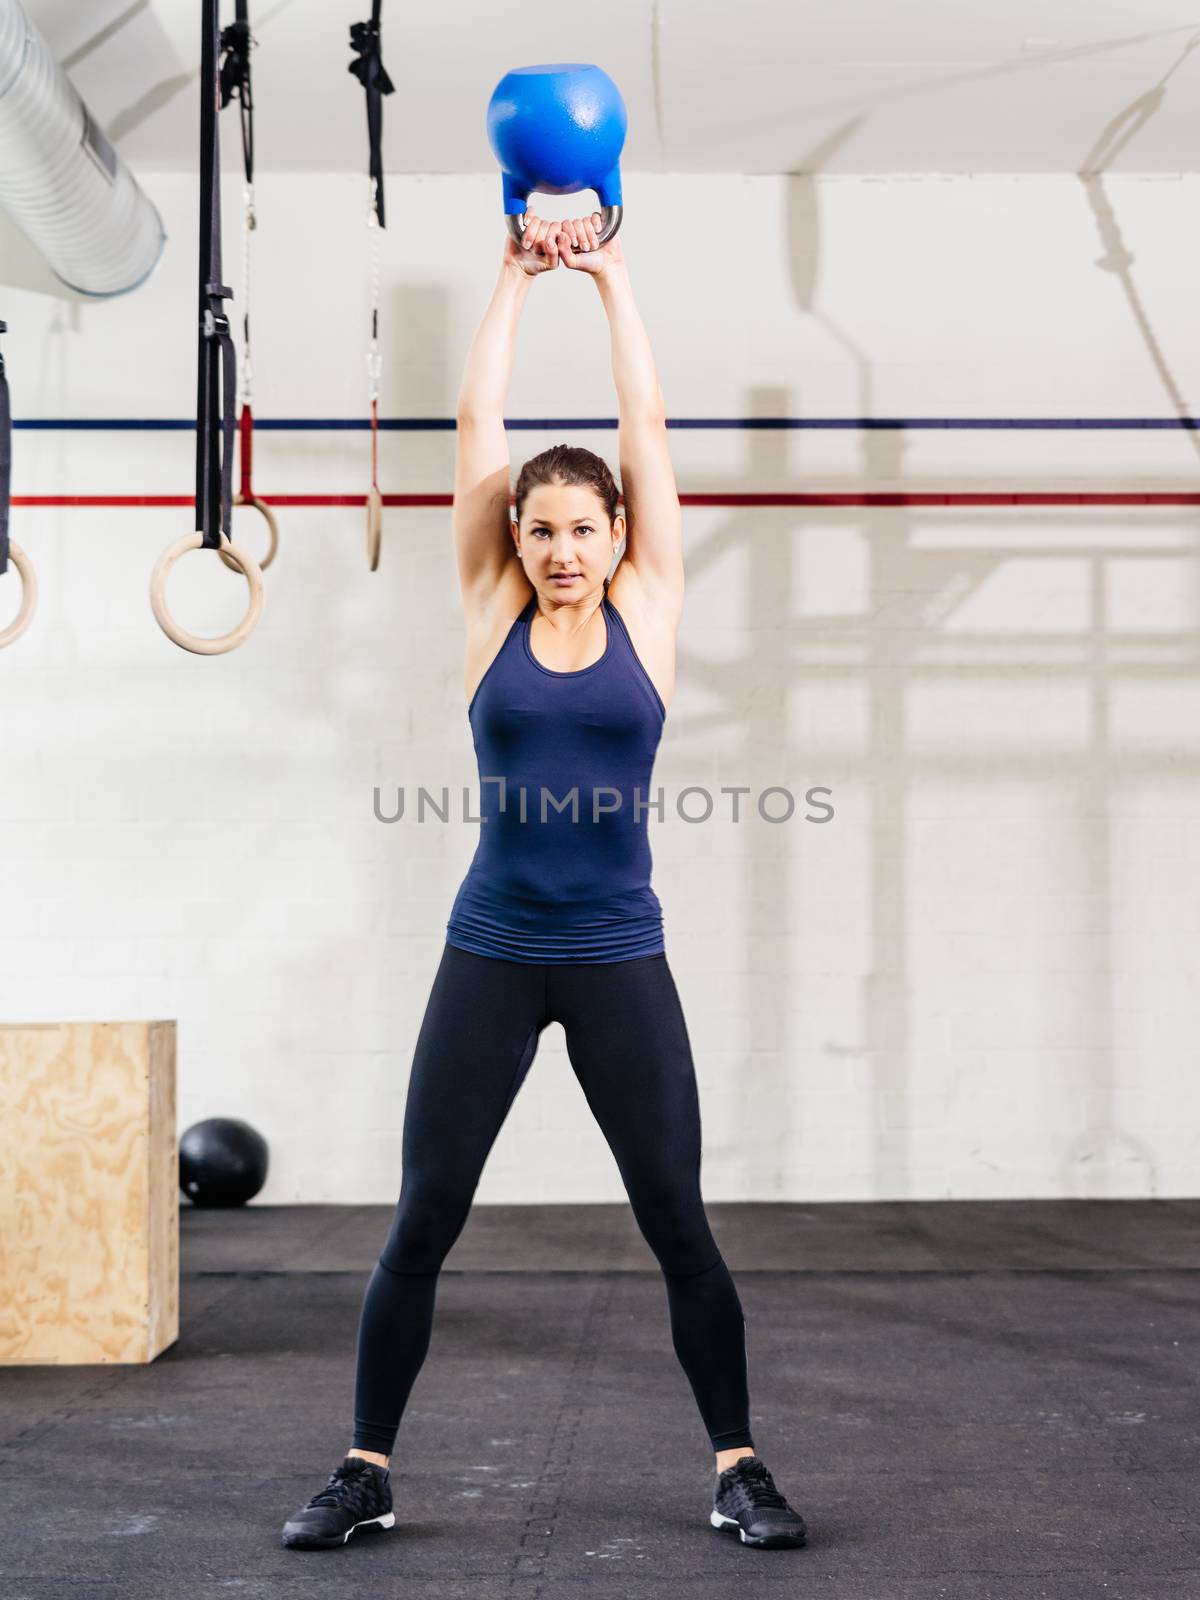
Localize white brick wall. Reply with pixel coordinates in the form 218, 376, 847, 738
1, 172, 1197, 1200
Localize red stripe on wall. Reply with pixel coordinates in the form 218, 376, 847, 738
11, 492, 1200, 509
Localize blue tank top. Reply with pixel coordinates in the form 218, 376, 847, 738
446, 583, 667, 963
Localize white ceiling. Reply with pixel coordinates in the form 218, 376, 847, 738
28, 1, 1200, 175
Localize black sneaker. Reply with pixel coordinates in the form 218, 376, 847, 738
281, 1455, 396, 1550
710, 1454, 807, 1549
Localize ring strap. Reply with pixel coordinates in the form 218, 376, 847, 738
349, 0, 394, 229
239, 403, 255, 499
220, 0, 255, 395
0, 320, 10, 575
218, 0, 253, 183
196, 0, 236, 551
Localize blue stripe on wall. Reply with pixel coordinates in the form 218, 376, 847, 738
11, 416, 1200, 431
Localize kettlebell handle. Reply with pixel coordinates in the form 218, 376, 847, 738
506, 203, 623, 251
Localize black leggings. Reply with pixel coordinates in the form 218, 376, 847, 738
350, 942, 755, 1456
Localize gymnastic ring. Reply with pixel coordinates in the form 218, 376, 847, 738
367, 484, 383, 572
218, 495, 280, 574
0, 539, 38, 650
505, 203, 622, 251
150, 531, 265, 655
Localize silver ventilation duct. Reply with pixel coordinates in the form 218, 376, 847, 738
0, 0, 165, 296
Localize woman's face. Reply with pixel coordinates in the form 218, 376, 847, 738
513, 482, 624, 602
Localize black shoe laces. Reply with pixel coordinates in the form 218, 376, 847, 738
307, 1463, 374, 1511
727, 1459, 788, 1509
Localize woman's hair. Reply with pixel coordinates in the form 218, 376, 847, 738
514, 443, 620, 528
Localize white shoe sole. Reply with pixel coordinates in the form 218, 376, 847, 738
710, 1507, 805, 1548
283, 1510, 396, 1550
347, 1512, 396, 1541
711, 1508, 750, 1542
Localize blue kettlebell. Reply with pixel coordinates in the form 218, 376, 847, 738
487, 63, 626, 250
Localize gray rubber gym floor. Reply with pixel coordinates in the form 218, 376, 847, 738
2, 1200, 1197, 1599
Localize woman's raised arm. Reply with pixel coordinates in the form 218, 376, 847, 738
555, 218, 684, 609
590, 249, 684, 615
453, 218, 560, 613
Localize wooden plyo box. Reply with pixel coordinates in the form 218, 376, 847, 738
0, 1021, 178, 1365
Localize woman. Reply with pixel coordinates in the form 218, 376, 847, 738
282, 211, 807, 1555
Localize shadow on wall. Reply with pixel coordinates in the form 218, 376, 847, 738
675, 400, 1172, 1200
1077, 30, 1200, 456
101, 0, 299, 146
660, 131, 1177, 1200
717, 21, 1200, 137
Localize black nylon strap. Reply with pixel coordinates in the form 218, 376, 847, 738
197, 0, 235, 549
349, 0, 394, 227
219, 0, 254, 370
0, 320, 10, 575
218, 0, 253, 185
217, 306, 236, 534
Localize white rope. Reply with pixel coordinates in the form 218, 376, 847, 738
366, 177, 382, 404
239, 180, 256, 407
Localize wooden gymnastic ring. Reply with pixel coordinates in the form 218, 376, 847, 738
150, 531, 265, 655
367, 485, 383, 572
218, 495, 280, 573
0, 539, 38, 649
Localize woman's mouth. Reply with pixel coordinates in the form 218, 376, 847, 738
550, 574, 580, 584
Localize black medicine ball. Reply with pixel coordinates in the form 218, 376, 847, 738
179, 1117, 269, 1207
